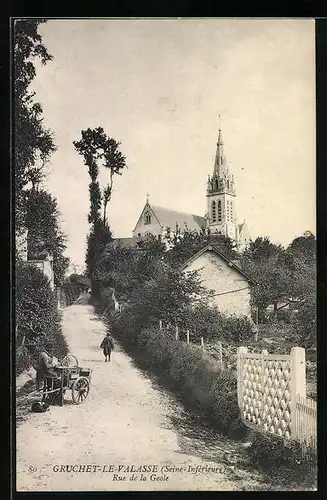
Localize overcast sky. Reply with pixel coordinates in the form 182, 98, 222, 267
31, 19, 315, 269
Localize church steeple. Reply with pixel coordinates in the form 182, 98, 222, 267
207, 118, 235, 196
206, 117, 237, 241
214, 116, 226, 177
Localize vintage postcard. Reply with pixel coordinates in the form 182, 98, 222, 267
14, 18, 316, 492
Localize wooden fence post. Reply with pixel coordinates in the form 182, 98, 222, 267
186, 330, 190, 345
237, 346, 248, 410
218, 341, 222, 364
175, 326, 179, 341
290, 346, 306, 440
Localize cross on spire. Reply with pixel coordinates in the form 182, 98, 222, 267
146, 193, 150, 203
217, 114, 223, 145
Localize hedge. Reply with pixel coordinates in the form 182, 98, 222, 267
62, 281, 81, 306
15, 262, 68, 374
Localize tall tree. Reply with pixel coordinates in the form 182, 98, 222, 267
73, 127, 127, 289
14, 19, 56, 232
25, 189, 70, 284
73, 127, 127, 226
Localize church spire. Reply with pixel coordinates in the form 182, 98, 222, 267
214, 115, 226, 176
207, 116, 235, 196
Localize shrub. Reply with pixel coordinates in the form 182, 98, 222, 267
247, 432, 317, 488
216, 314, 254, 342
178, 304, 222, 341
174, 304, 254, 343
276, 308, 293, 324
62, 279, 81, 306
291, 296, 316, 349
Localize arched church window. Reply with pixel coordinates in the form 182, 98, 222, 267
145, 212, 151, 224
215, 179, 219, 190
218, 200, 222, 222
227, 179, 230, 189
212, 201, 216, 222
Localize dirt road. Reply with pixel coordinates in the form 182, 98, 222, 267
16, 294, 264, 491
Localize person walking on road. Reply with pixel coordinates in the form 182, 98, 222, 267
100, 332, 114, 362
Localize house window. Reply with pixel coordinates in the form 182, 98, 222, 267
218, 200, 222, 222
137, 233, 141, 237
212, 201, 216, 222
145, 212, 151, 224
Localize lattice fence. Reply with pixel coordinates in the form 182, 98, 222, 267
237, 346, 316, 454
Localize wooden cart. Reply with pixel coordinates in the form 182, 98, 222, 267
41, 354, 92, 406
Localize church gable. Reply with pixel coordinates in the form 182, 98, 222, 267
132, 203, 162, 238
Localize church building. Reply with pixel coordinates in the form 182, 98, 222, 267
114, 124, 250, 251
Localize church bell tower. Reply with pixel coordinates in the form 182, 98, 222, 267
206, 119, 237, 241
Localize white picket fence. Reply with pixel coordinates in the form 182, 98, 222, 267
294, 395, 317, 456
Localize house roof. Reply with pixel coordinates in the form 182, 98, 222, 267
180, 244, 256, 285
150, 204, 205, 232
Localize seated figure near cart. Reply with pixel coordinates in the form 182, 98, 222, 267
34, 351, 92, 409
36, 350, 63, 405
36, 351, 59, 390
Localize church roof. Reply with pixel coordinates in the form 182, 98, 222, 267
180, 244, 256, 284
111, 237, 137, 248
150, 204, 205, 232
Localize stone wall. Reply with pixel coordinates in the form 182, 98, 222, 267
183, 250, 252, 317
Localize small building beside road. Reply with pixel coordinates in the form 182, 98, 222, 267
180, 244, 256, 318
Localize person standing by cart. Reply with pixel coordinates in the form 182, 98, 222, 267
100, 332, 114, 362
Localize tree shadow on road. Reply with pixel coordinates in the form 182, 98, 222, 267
168, 409, 244, 462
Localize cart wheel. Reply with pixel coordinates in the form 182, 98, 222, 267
61, 354, 79, 368
71, 376, 90, 405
